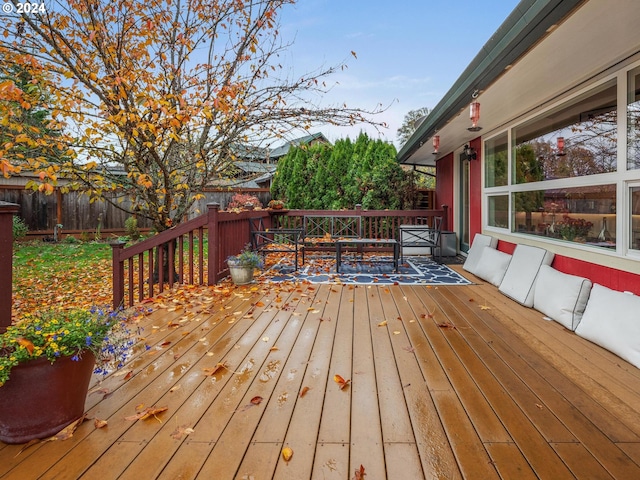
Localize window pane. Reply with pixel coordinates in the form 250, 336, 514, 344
627, 68, 640, 170
488, 195, 508, 228
485, 133, 508, 187
513, 81, 617, 183
632, 187, 640, 250
512, 184, 616, 249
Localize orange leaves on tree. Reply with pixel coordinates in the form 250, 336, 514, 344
333, 374, 351, 390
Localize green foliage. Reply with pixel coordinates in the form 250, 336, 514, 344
228, 246, 263, 269
12, 216, 28, 240
124, 216, 141, 241
397, 107, 431, 147
272, 133, 417, 210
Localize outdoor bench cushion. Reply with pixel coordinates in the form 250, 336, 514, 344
463, 233, 498, 276
499, 244, 554, 307
575, 283, 640, 369
473, 246, 512, 287
533, 265, 592, 330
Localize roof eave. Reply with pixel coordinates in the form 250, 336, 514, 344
397, 0, 585, 165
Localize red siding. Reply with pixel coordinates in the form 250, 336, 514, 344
497, 240, 640, 295
435, 153, 455, 229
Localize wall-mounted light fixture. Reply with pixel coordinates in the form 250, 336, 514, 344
463, 144, 477, 161
432, 135, 440, 155
468, 101, 482, 131
556, 136, 566, 156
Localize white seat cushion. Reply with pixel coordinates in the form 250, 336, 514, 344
575, 284, 640, 369
463, 234, 498, 275
499, 245, 554, 307
533, 265, 592, 330
473, 246, 512, 287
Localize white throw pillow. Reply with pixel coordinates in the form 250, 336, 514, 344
533, 265, 592, 330
575, 283, 640, 369
463, 234, 498, 275
473, 247, 512, 287
499, 245, 554, 307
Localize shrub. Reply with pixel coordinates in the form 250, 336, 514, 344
124, 216, 141, 240
12, 216, 28, 240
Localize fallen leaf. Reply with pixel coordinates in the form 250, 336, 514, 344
377, 320, 387, 327
203, 362, 228, 376
170, 425, 194, 440
334, 374, 351, 390
438, 322, 457, 330
282, 446, 294, 462
299, 386, 310, 397
16, 337, 34, 354
353, 464, 366, 479
262, 336, 269, 342
251, 396, 263, 405
269, 346, 279, 352
480, 304, 491, 310
47, 415, 87, 441
393, 331, 401, 335
125, 406, 168, 422
94, 418, 108, 429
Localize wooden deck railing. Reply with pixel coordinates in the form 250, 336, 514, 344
0, 202, 19, 332
111, 204, 448, 309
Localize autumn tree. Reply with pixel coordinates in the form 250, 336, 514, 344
396, 106, 430, 147
0, 0, 386, 232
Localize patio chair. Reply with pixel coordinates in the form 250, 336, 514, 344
399, 216, 443, 263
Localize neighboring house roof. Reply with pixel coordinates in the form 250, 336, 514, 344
269, 132, 331, 159
397, 0, 584, 166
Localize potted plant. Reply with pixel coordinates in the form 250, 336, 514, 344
0, 307, 133, 444
227, 247, 263, 285
267, 199, 285, 210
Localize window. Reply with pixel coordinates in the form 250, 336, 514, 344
485, 132, 508, 187
512, 185, 616, 249
627, 67, 640, 170
631, 186, 640, 250
513, 80, 617, 183
487, 195, 508, 229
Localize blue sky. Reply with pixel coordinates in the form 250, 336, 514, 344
277, 0, 520, 147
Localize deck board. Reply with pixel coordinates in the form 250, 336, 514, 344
2, 274, 640, 479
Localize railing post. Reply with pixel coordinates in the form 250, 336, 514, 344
110, 241, 126, 310
0, 202, 19, 333
207, 203, 220, 285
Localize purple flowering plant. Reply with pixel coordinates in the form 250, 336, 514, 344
0, 307, 135, 386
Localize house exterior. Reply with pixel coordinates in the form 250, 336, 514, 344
398, 0, 640, 293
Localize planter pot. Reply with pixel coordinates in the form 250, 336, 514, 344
0, 352, 96, 444
228, 264, 255, 285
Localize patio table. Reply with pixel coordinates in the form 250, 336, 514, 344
335, 238, 399, 273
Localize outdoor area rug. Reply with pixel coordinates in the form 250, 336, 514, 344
262, 254, 472, 286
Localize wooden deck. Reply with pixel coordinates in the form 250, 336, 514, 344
2, 268, 640, 479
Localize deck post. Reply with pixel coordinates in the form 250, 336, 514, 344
0, 202, 19, 333
110, 241, 126, 310
207, 203, 220, 285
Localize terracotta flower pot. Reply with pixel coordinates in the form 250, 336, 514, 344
0, 352, 96, 444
